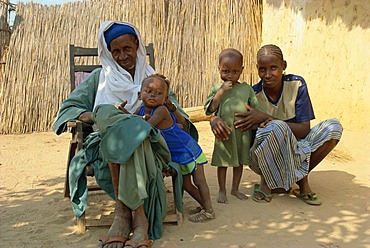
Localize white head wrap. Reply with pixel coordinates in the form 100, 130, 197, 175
93, 21, 155, 113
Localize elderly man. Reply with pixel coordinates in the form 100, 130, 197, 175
53, 21, 197, 248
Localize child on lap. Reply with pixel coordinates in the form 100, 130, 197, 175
204, 48, 260, 204
135, 74, 215, 222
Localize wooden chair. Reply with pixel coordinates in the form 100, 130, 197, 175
65, 43, 182, 232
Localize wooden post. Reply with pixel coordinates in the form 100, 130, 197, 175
184, 106, 210, 123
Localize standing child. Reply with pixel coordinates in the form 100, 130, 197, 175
135, 74, 215, 222
204, 48, 260, 204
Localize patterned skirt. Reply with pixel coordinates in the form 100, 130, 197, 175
249, 118, 343, 190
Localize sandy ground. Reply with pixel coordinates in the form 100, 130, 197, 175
0, 121, 369, 248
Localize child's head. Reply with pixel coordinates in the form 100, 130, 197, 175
139, 75, 170, 108
256, 44, 287, 87
218, 48, 244, 84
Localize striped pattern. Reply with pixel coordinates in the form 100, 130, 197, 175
250, 118, 343, 190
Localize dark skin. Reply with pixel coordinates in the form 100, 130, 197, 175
210, 53, 338, 202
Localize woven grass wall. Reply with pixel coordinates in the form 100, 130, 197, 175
0, 0, 262, 134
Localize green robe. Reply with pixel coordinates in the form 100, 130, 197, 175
53, 69, 197, 240
204, 82, 260, 167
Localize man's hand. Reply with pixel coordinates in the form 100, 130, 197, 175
210, 116, 231, 140
78, 111, 94, 124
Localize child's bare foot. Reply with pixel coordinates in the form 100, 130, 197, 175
217, 190, 228, 204
231, 189, 248, 200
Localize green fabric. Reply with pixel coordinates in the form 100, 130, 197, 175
53, 69, 195, 240
204, 82, 260, 167
52, 69, 101, 134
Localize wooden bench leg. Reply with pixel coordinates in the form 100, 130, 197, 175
77, 212, 87, 233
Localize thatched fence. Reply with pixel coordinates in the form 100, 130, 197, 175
0, 0, 262, 134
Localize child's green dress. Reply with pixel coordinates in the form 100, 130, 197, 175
204, 82, 260, 167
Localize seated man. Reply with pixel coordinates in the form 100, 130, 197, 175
53, 21, 197, 248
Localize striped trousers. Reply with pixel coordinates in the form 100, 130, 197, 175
249, 118, 343, 190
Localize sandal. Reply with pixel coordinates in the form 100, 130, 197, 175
252, 183, 272, 203
188, 209, 215, 222
98, 236, 128, 247
124, 239, 153, 248
188, 206, 203, 215
293, 189, 322, 205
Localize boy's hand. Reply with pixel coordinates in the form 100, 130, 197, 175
220, 80, 233, 93
210, 116, 231, 140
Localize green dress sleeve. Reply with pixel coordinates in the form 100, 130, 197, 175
204, 83, 222, 115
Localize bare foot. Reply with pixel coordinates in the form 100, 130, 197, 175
253, 183, 272, 202
296, 176, 314, 194
125, 206, 150, 248
98, 201, 131, 248
231, 189, 248, 200
217, 190, 228, 204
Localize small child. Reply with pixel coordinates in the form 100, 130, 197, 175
135, 74, 215, 222
204, 48, 260, 204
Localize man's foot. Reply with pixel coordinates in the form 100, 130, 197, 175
124, 239, 153, 248
99, 236, 128, 248
217, 190, 228, 204
188, 209, 215, 223
98, 202, 132, 248
231, 189, 248, 200
252, 183, 272, 203
125, 206, 150, 248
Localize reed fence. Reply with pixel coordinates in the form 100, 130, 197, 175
0, 0, 262, 134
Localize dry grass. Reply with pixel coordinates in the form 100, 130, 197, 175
0, 0, 262, 134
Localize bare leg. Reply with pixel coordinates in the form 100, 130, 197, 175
98, 163, 132, 248
297, 139, 339, 195
217, 167, 228, 204
188, 165, 215, 222
191, 165, 213, 214
183, 174, 203, 207
231, 165, 248, 200
127, 205, 149, 243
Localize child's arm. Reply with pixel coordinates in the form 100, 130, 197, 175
165, 99, 189, 132
146, 105, 173, 129
207, 81, 233, 113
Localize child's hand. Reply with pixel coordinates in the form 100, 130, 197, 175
162, 167, 177, 177
210, 116, 231, 140
114, 100, 130, 114
220, 80, 233, 93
